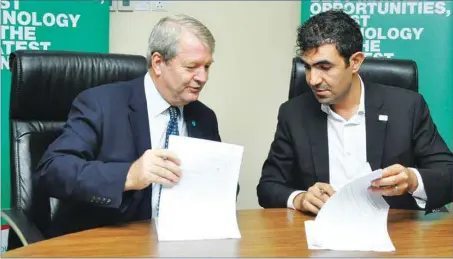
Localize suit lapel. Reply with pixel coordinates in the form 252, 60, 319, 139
306, 97, 330, 183
183, 102, 203, 139
365, 82, 387, 171
128, 77, 151, 157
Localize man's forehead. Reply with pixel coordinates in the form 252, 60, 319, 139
301, 44, 340, 64
176, 50, 213, 65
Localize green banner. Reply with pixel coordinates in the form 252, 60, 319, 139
301, 0, 453, 149
1, 0, 110, 252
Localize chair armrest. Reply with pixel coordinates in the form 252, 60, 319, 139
0, 209, 45, 246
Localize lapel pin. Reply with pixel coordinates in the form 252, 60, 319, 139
192, 121, 196, 127
378, 115, 388, 122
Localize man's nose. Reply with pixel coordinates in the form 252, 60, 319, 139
307, 70, 322, 86
194, 68, 208, 83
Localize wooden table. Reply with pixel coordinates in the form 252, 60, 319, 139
2, 208, 452, 257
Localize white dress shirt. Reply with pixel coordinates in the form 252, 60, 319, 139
287, 77, 427, 209
143, 72, 187, 218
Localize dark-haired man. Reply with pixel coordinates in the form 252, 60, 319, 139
257, 10, 453, 215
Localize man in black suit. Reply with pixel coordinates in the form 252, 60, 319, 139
35, 14, 229, 238
257, 10, 452, 215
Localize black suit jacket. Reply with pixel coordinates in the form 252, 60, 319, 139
35, 76, 224, 238
257, 82, 453, 213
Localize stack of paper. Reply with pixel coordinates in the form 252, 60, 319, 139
305, 164, 396, 252
156, 136, 243, 241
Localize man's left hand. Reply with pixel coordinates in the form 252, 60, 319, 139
369, 164, 418, 196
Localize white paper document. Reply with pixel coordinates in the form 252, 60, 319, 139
156, 136, 243, 241
305, 164, 396, 252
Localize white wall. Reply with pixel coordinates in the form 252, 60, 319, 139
110, 1, 301, 209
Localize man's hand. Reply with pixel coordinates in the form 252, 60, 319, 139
293, 182, 335, 215
369, 164, 418, 196
124, 149, 182, 191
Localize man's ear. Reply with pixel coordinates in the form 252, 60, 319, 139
151, 52, 164, 76
349, 52, 365, 73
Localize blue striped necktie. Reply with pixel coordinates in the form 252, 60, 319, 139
156, 106, 180, 218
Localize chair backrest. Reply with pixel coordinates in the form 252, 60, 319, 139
288, 57, 419, 99
8, 50, 147, 235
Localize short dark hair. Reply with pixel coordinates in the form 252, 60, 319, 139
296, 10, 363, 65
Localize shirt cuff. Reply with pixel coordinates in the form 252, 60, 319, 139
287, 190, 306, 210
408, 167, 427, 209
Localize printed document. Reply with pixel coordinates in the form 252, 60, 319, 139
156, 136, 243, 241
305, 164, 396, 252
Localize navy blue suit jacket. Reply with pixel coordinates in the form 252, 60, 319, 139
35, 76, 223, 238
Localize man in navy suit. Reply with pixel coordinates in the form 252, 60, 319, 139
36, 14, 225, 238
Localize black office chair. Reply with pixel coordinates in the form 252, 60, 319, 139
0, 50, 148, 250
288, 57, 418, 99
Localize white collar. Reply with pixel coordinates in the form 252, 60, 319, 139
144, 71, 183, 118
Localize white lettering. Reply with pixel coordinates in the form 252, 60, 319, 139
363, 40, 381, 52
413, 28, 424, 40
332, 2, 343, 11
355, 2, 367, 15
28, 42, 41, 50
39, 42, 51, 50
343, 2, 355, 15
1, 55, 9, 70
69, 14, 81, 28
387, 28, 400, 40
2, 41, 15, 53
310, 3, 322, 15
423, 2, 435, 14
24, 27, 36, 40
15, 41, 28, 51
1, 41, 52, 54
43, 13, 56, 26
0, 26, 36, 40
1, 11, 81, 28
0, 0, 19, 10
435, 1, 446, 15
0, 1, 11, 9
364, 52, 395, 58
32, 12, 43, 26
2, 10, 16, 25
17, 11, 31, 25
56, 14, 69, 27
308, 1, 449, 16
351, 15, 370, 27
361, 28, 425, 40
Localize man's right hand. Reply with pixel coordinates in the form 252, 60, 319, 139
293, 182, 335, 215
124, 149, 182, 191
